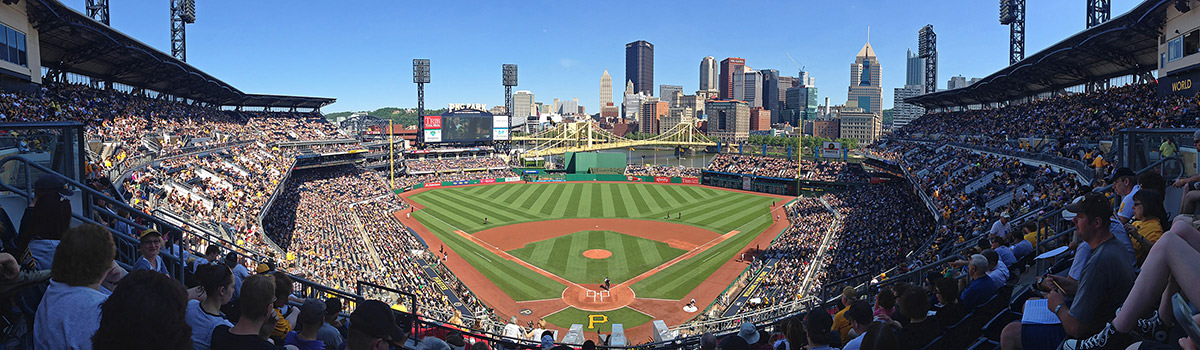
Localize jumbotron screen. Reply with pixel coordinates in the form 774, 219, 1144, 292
423, 113, 494, 143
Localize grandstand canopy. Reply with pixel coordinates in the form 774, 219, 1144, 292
28, 0, 335, 109
905, 0, 1169, 108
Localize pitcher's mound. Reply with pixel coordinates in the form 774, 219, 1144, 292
582, 249, 612, 259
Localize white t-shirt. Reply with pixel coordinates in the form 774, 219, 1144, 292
503, 323, 522, 340
1117, 185, 1140, 220
990, 220, 1011, 239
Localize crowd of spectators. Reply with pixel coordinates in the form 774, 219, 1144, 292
624, 164, 702, 177
739, 197, 836, 310
797, 160, 868, 183
706, 154, 799, 179
395, 169, 517, 188
820, 181, 938, 284
405, 157, 508, 174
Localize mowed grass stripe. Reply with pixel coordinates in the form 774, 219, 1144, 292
605, 231, 630, 279
558, 184, 584, 217
638, 184, 671, 213
434, 191, 524, 224
635, 235, 665, 263
658, 185, 690, 205
438, 190, 526, 220
416, 196, 496, 231
588, 184, 604, 217
416, 212, 562, 300
515, 184, 551, 212
536, 185, 569, 216
607, 184, 628, 217
583, 231, 603, 281
632, 217, 774, 299
675, 185, 708, 202
686, 195, 759, 224
617, 184, 649, 216
494, 184, 528, 204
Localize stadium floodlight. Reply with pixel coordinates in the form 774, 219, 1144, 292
180, 0, 196, 23
413, 59, 431, 84
502, 64, 518, 87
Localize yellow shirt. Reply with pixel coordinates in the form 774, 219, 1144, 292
1130, 219, 1164, 262
271, 308, 292, 340
1023, 231, 1039, 249
832, 306, 854, 344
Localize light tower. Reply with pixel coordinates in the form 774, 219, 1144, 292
502, 64, 517, 117
1086, 0, 1111, 28
999, 0, 1025, 65
918, 25, 938, 94
86, 0, 110, 25
413, 59, 430, 143
170, 0, 196, 61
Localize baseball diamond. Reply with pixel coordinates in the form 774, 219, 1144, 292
399, 182, 788, 331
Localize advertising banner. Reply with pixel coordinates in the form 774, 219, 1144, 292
742, 176, 752, 191
481, 178, 496, 184
504, 176, 522, 182
681, 177, 700, 184
423, 130, 442, 143
654, 177, 670, 183
626, 175, 643, 182
492, 115, 510, 141
424, 182, 442, 188
820, 142, 842, 159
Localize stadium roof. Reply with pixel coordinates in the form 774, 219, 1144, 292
28, 0, 335, 109
905, 0, 1170, 108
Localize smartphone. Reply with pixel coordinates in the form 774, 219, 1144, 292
1173, 293, 1200, 344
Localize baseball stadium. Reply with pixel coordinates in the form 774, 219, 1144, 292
1, 0, 1198, 349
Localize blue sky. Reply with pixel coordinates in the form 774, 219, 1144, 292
70, 0, 1140, 113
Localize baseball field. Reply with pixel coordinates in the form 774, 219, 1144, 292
401, 182, 784, 334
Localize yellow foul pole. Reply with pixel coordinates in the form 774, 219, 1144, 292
389, 120, 395, 189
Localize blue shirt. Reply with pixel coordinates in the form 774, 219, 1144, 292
186, 299, 233, 350
317, 322, 344, 350
1010, 240, 1034, 259
231, 264, 250, 299
960, 276, 1000, 310
285, 330, 326, 350
132, 255, 170, 277
995, 245, 1017, 267
33, 280, 110, 350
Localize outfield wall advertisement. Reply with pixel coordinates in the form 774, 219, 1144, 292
398, 175, 704, 192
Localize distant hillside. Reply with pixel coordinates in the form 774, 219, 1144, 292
325, 107, 448, 126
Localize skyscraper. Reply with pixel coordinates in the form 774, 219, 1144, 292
625, 40, 654, 95
719, 57, 745, 100
659, 84, 683, 107
513, 90, 534, 118
733, 69, 762, 108
760, 69, 781, 114
600, 70, 613, 111
700, 56, 718, 92
893, 86, 924, 128
798, 70, 815, 87
905, 49, 925, 87
847, 40, 882, 115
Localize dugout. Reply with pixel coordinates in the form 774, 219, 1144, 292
563, 151, 625, 174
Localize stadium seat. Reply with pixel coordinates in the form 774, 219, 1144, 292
968, 337, 1000, 350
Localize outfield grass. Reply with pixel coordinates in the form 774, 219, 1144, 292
508, 231, 686, 285
543, 307, 654, 332
409, 183, 776, 302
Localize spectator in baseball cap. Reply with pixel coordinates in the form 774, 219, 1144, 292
132, 228, 170, 277
17, 174, 74, 268
285, 298, 326, 350
347, 300, 408, 350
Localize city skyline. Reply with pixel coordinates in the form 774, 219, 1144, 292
65, 0, 1143, 114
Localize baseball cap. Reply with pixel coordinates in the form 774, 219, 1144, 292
138, 228, 162, 241
33, 174, 73, 196
1063, 192, 1112, 221
1192, 129, 1200, 142
351, 300, 407, 342
1110, 167, 1136, 181
325, 298, 343, 316
298, 298, 326, 325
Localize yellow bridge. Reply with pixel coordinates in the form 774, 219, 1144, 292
511, 121, 718, 158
